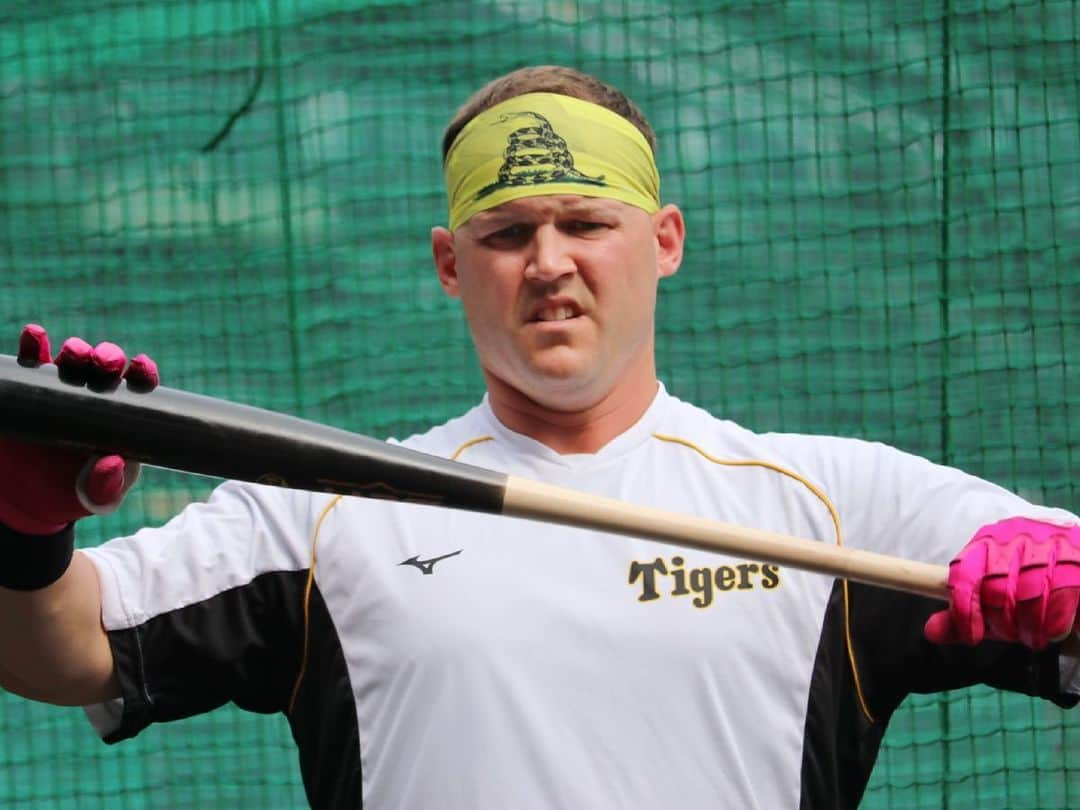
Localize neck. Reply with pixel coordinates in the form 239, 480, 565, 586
483, 366, 660, 455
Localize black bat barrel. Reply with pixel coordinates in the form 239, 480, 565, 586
0, 355, 508, 514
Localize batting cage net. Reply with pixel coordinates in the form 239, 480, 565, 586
1, 0, 1077, 807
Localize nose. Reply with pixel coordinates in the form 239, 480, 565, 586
523, 225, 577, 283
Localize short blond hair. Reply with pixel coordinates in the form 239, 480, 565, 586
441, 65, 657, 161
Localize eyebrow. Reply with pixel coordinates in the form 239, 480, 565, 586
471, 199, 616, 226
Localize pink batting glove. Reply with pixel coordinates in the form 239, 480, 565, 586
0, 324, 160, 535
925, 517, 1080, 650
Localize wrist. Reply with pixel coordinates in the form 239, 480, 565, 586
0, 521, 76, 590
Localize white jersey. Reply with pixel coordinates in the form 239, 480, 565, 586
82, 385, 1078, 809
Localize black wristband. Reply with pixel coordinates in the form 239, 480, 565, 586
0, 521, 76, 590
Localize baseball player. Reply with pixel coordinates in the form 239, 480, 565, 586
1, 66, 1077, 809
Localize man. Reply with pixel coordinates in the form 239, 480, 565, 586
0, 65, 1077, 809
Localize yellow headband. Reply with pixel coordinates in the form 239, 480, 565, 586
444, 92, 660, 230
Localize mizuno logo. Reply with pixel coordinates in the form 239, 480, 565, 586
399, 549, 463, 575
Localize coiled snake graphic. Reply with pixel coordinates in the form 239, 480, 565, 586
475, 111, 606, 199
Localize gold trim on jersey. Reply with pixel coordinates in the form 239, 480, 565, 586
451, 435, 494, 460
650, 432, 875, 724
288, 494, 344, 715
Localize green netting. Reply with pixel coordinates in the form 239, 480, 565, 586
1, 0, 1077, 806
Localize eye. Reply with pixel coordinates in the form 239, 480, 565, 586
564, 219, 609, 234
481, 223, 532, 247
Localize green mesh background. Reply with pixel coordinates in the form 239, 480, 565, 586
1, 0, 1077, 807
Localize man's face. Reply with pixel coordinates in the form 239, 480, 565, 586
432, 195, 684, 411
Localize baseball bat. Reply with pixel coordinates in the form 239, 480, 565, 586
0, 355, 949, 600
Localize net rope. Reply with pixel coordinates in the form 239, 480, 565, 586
1, 1, 1077, 806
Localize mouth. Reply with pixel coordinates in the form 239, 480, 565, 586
529, 301, 583, 323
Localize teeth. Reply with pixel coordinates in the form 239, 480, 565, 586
536, 306, 575, 322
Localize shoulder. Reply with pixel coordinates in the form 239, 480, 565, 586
390, 401, 492, 458
657, 393, 862, 455
655, 392, 927, 478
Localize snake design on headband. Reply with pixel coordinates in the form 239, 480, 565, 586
475, 111, 606, 199
444, 93, 659, 229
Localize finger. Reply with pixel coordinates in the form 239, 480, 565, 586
923, 609, 958, 644
91, 342, 127, 378
87, 341, 128, 392
1014, 596, 1052, 650
948, 544, 991, 645
1034, 588, 1080, 647
955, 582, 986, 645
1045, 589, 1080, 644
83, 454, 128, 507
55, 337, 94, 384
980, 573, 1020, 639
17, 324, 52, 367
123, 353, 160, 392
1010, 560, 1062, 649
983, 605, 1019, 644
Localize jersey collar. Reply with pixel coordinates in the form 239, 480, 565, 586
478, 383, 672, 470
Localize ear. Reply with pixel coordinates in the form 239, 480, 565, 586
653, 204, 685, 279
431, 227, 460, 298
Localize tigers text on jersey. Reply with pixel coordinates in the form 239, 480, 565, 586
82, 386, 1078, 809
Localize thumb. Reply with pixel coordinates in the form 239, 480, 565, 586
81, 454, 128, 507
924, 609, 958, 645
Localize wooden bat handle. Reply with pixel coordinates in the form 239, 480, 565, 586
503, 476, 950, 601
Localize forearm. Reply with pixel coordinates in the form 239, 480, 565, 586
0, 551, 119, 705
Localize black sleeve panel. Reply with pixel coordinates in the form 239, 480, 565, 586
102, 569, 312, 743
102, 572, 363, 808
287, 585, 364, 809
849, 581, 1076, 710
799, 580, 1077, 810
